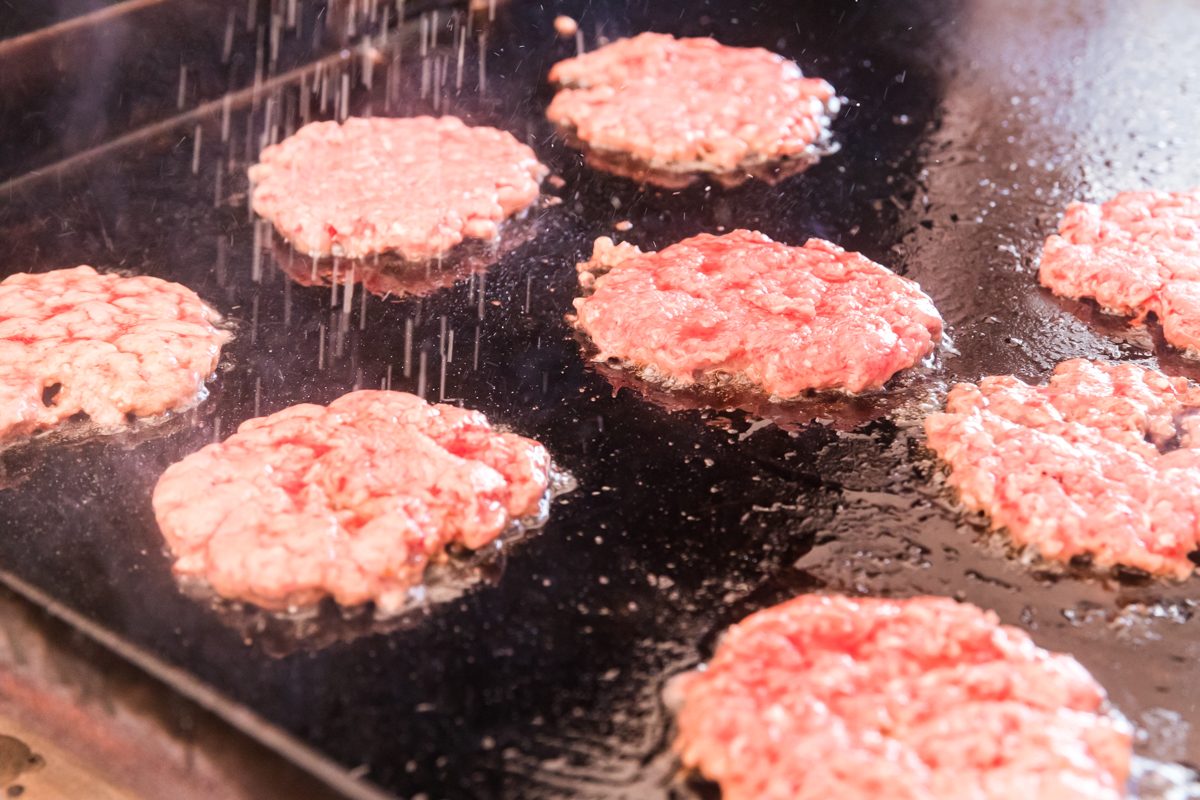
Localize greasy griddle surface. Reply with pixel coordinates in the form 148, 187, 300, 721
1, 0, 1200, 797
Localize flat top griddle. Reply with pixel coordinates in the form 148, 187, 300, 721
2, 0, 1200, 798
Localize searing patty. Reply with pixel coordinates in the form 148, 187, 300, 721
673, 594, 1131, 800
546, 33, 838, 188
1040, 189, 1200, 352
153, 391, 550, 614
249, 116, 548, 261
570, 230, 942, 396
0, 266, 228, 443
926, 359, 1200, 577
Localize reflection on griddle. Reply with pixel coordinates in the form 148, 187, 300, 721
0, 387, 223, 490
270, 212, 541, 299
589, 354, 941, 433
180, 539, 507, 659
560, 128, 837, 190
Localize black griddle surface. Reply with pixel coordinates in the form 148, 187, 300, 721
2, 0, 1200, 797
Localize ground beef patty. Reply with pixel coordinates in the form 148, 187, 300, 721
546, 33, 838, 188
249, 116, 548, 261
673, 594, 1131, 800
1040, 189, 1200, 352
153, 391, 551, 614
570, 230, 943, 396
926, 359, 1200, 577
0, 266, 228, 443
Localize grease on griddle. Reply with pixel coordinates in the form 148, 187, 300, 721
269, 206, 542, 299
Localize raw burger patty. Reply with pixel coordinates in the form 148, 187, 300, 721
153, 391, 551, 613
1040, 189, 1200, 351
673, 594, 1131, 800
546, 33, 838, 187
0, 266, 228, 442
926, 359, 1200, 577
570, 230, 943, 395
249, 116, 548, 260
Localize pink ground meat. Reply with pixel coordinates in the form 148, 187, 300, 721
0, 266, 228, 442
925, 359, 1200, 577
1039, 189, 1200, 352
249, 116, 548, 260
570, 230, 943, 396
673, 594, 1131, 800
547, 33, 837, 183
153, 391, 551, 614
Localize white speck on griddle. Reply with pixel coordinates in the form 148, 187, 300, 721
361, 40, 374, 90
404, 319, 414, 377
222, 9, 235, 63
478, 31, 487, 94
215, 235, 228, 286
213, 160, 224, 208
270, 12, 281, 64
456, 25, 466, 91
318, 323, 325, 370
250, 295, 259, 344
251, 221, 263, 283
343, 263, 355, 312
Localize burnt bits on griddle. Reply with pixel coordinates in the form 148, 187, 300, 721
0, 266, 229, 445
926, 359, 1200, 578
153, 390, 552, 616
1039, 189, 1200, 354
546, 32, 839, 189
569, 230, 943, 397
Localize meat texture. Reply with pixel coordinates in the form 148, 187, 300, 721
673, 594, 1131, 800
925, 359, 1200, 577
570, 230, 943, 395
546, 33, 838, 187
1040, 189, 1200, 352
153, 391, 551, 614
0, 266, 228, 442
249, 116, 548, 260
